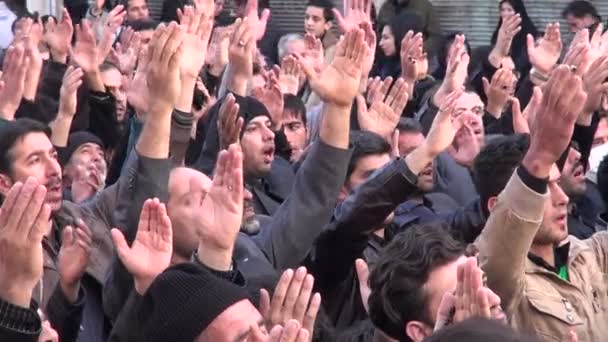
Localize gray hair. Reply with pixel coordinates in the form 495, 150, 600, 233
277, 33, 305, 61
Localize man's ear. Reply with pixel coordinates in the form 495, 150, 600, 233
405, 321, 433, 342
338, 184, 350, 203
487, 196, 498, 212
0, 174, 13, 196
324, 20, 332, 32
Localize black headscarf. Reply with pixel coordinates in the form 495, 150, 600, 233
378, 12, 425, 79
491, 0, 539, 63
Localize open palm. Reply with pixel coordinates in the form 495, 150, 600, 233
197, 145, 244, 251
527, 23, 562, 74
111, 199, 173, 294
72, 21, 99, 73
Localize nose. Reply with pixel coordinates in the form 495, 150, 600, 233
48, 156, 62, 178
263, 125, 275, 141
551, 182, 570, 208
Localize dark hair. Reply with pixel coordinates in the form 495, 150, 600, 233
125, 19, 159, 31
598, 154, 608, 205
491, 0, 539, 60
119, 0, 149, 8
425, 317, 541, 342
347, 130, 392, 179
432, 32, 473, 80
368, 222, 465, 341
0, 118, 51, 176
283, 94, 307, 125
562, 0, 601, 21
472, 134, 529, 213
396, 118, 423, 134
307, 0, 335, 22
100, 61, 120, 73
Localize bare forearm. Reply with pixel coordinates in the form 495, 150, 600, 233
49, 115, 74, 147
225, 64, 248, 97
136, 108, 171, 159
196, 243, 233, 271
405, 143, 435, 175
176, 76, 197, 113
85, 69, 105, 93
319, 103, 350, 149
23, 66, 42, 101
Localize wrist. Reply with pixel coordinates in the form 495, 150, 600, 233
521, 150, 553, 179
59, 279, 80, 304
531, 66, 551, 79
405, 143, 435, 175
485, 101, 504, 118
0, 282, 34, 307
196, 243, 233, 272
50, 50, 68, 64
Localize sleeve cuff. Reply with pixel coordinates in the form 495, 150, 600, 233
517, 166, 548, 194
0, 298, 41, 336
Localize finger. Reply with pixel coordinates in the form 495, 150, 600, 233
271, 269, 294, 322
477, 288, 492, 318
12, 179, 44, 237
157, 203, 173, 243
260, 289, 271, 318
111, 228, 132, 264
61, 225, 75, 246
303, 292, 321, 334
282, 267, 307, 318
280, 320, 301, 342
29, 203, 51, 243
378, 76, 393, 102
293, 274, 314, 322
138, 199, 154, 234
0, 182, 23, 228
434, 292, 456, 331
295, 329, 309, 342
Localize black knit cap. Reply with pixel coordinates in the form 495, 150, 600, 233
138, 262, 250, 342
235, 95, 271, 129
60, 131, 104, 166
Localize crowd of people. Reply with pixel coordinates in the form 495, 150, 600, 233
0, 0, 608, 341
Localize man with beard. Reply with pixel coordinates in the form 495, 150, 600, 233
477, 66, 608, 340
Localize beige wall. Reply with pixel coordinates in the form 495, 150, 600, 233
26, 0, 63, 16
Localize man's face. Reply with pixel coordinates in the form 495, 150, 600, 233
340, 152, 392, 204
167, 168, 257, 259
417, 257, 506, 336
593, 118, 608, 147
285, 39, 306, 59
535, 165, 570, 245
241, 116, 275, 178
127, 0, 149, 21
282, 110, 308, 161
197, 299, 266, 341
0, 133, 63, 211
398, 131, 434, 192
560, 147, 586, 199
455, 92, 485, 145
304, 6, 331, 38
65, 143, 107, 188
565, 14, 595, 32
101, 67, 127, 122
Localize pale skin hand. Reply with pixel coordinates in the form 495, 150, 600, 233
0, 44, 29, 120
355, 259, 370, 314
489, 13, 522, 66
44, 9, 73, 63
277, 56, 301, 95
58, 220, 93, 303
196, 144, 244, 271
244, 0, 270, 41
482, 67, 515, 118
249, 319, 309, 342
260, 267, 321, 341
50, 66, 83, 148
111, 198, 173, 295
217, 94, 244, 150
0, 178, 51, 307
332, 0, 372, 34
433, 34, 469, 108
227, 18, 255, 96
251, 76, 284, 130
400, 31, 426, 88
526, 22, 562, 75
297, 28, 369, 108
510, 87, 543, 135
357, 77, 409, 139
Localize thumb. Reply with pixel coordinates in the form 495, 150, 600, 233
526, 34, 534, 53
391, 129, 400, 157
511, 96, 522, 117
111, 228, 131, 264
62, 225, 75, 246
356, 94, 368, 115
355, 258, 369, 286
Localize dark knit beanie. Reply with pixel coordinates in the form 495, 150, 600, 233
138, 262, 250, 342
235, 95, 271, 132
61, 131, 104, 166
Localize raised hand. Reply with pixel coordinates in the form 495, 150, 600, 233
229, 18, 255, 84
0, 44, 29, 120
260, 267, 321, 341
252, 76, 284, 130
72, 20, 100, 73
44, 9, 73, 63
111, 198, 173, 294
449, 122, 481, 167
492, 14, 522, 60
357, 77, 409, 138
527, 22, 562, 75
482, 67, 515, 117
277, 56, 301, 95
250, 320, 310, 342
434, 34, 469, 107
98, 5, 126, 62
58, 66, 84, 118
366, 76, 392, 104
523, 65, 587, 178
58, 220, 92, 302
146, 22, 185, 113
407, 90, 467, 175
433, 257, 491, 331
400, 31, 426, 83
303, 33, 324, 72
178, 4, 214, 79
510, 87, 542, 135
298, 28, 369, 107
245, 0, 270, 41
206, 25, 232, 75
38, 320, 59, 342
196, 144, 244, 268
359, 21, 377, 77
581, 55, 608, 122
0, 178, 50, 307
111, 32, 141, 75
333, 0, 372, 34
127, 46, 151, 114
217, 94, 244, 150
562, 29, 592, 77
